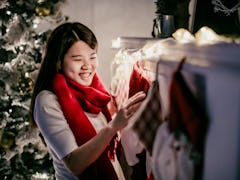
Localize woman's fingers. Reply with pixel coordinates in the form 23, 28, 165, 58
126, 103, 139, 118
116, 91, 146, 123
124, 91, 146, 119
126, 91, 146, 109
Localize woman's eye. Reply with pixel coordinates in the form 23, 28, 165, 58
73, 58, 82, 61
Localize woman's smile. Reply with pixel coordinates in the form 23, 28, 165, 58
79, 72, 92, 79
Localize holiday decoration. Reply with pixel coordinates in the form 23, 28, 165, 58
193, 0, 240, 35
35, 0, 52, 17
17, 74, 34, 94
212, 0, 240, 16
0, 131, 15, 149
0, 0, 68, 179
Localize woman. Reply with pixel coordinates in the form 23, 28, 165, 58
29, 22, 146, 180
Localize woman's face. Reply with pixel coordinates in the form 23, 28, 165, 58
62, 40, 98, 86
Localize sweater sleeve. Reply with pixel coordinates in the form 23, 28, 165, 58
34, 90, 78, 159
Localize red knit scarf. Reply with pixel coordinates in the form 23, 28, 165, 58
53, 73, 118, 180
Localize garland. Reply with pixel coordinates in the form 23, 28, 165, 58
212, 0, 240, 16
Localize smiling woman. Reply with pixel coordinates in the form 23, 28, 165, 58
62, 40, 98, 86
29, 22, 146, 180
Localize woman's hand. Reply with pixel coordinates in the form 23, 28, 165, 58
109, 91, 146, 131
63, 91, 146, 175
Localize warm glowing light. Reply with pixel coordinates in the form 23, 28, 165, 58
172, 27, 232, 45
172, 28, 195, 43
33, 24, 38, 29
31, 172, 50, 180
141, 41, 165, 60
6, 10, 11, 15
112, 37, 121, 49
19, 46, 24, 51
195, 26, 223, 44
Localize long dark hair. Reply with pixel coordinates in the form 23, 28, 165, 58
29, 22, 98, 127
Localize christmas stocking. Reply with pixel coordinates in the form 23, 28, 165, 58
168, 58, 208, 179
131, 80, 162, 154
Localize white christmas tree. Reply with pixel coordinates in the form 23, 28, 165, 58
0, 0, 68, 179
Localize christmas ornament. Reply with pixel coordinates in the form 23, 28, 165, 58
35, 0, 52, 17
17, 75, 34, 94
0, 130, 15, 149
